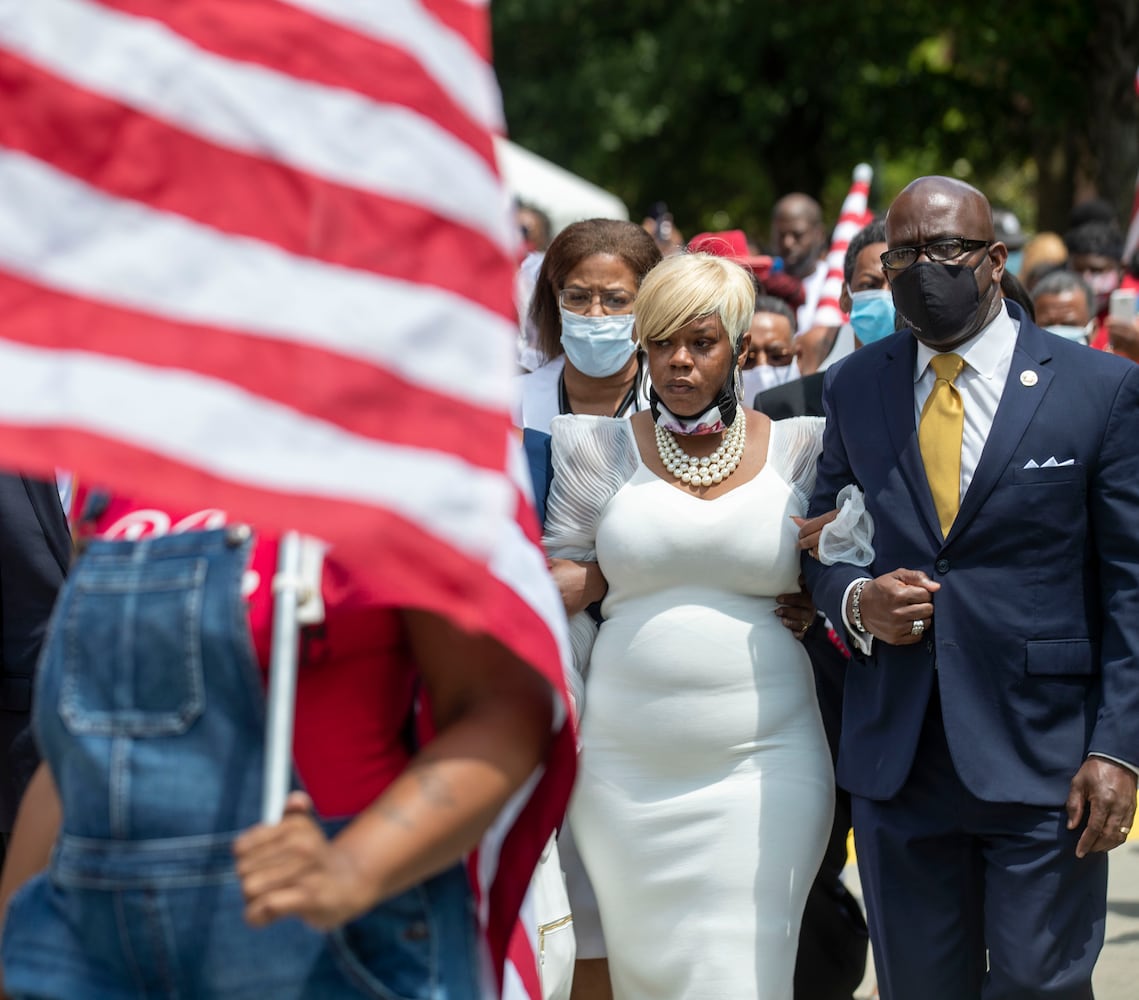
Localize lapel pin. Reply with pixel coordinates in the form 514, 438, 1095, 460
1020, 370, 1038, 387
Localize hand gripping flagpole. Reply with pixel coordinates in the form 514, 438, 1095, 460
262, 531, 325, 823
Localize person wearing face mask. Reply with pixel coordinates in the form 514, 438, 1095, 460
1064, 219, 1139, 352
1031, 270, 1096, 345
843, 218, 894, 348
740, 295, 802, 400
513, 218, 661, 1000
514, 220, 661, 435
756, 219, 892, 1000
545, 252, 852, 1000
802, 176, 1139, 1000
754, 219, 891, 421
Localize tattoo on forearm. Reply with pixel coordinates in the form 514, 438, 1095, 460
416, 766, 457, 810
378, 802, 415, 831
375, 763, 457, 832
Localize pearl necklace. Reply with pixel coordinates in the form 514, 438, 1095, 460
654, 409, 747, 487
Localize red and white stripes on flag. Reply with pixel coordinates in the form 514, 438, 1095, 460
811, 163, 875, 329
0, 1, 574, 996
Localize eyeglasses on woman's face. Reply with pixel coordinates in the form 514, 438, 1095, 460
559, 287, 636, 314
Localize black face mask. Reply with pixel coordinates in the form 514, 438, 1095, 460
890, 259, 993, 346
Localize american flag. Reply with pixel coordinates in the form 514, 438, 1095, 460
810, 162, 875, 329
0, 1, 574, 996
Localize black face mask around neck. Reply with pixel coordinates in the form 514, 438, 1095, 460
889, 259, 994, 346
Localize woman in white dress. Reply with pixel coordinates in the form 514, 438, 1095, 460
544, 252, 837, 1000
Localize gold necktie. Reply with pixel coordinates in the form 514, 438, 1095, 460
919, 352, 965, 537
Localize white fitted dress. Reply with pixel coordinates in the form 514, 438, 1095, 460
544, 414, 834, 1000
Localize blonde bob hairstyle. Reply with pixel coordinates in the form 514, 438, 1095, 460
634, 252, 757, 351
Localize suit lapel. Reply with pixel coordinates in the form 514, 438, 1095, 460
21, 475, 72, 574
878, 336, 943, 544
946, 319, 1053, 545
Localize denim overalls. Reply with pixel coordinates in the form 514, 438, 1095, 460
1, 528, 480, 999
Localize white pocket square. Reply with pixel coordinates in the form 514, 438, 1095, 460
1023, 457, 1074, 469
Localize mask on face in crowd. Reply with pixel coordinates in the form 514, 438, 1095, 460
559, 309, 638, 377
848, 289, 897, 345
741, 359, 800, 402
889, 258, 993, 346
1081, 270, 1121, 315
1044, 322, 1094, 345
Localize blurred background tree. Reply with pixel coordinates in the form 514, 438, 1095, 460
492, 0, 1139, 242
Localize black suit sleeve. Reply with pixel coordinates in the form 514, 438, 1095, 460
0, 474, 69, 829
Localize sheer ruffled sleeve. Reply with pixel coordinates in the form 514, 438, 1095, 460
542, 415, 640, 560
769, 415, 875, 567
542, 415, 638, 718
818, 484, 875, 566
767, 415, 826, 513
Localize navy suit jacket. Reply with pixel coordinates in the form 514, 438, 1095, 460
0, 474, 70, 830
804, 302, 1139, 806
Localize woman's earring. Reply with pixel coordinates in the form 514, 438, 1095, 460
733, 364, 744, 403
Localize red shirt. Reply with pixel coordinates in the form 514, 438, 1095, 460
73, 490, 416, 817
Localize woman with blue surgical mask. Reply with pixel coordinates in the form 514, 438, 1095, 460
512, 219, 661, 1000
514, 220, 662, 434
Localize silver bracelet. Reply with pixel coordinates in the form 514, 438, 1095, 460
851, 579, 868, 634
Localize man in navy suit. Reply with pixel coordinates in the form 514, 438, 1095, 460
0, 474, 69, 868
804, 176, 1139, 999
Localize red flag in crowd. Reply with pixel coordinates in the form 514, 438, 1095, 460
0, 1, 573, 996
811, 163, 875, 329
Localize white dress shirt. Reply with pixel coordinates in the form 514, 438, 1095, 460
795, 259, 829, 333
912, 303, 1017, 498
841, 303, 1018, 651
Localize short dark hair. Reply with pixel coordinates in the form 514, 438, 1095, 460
1031, 269, 1094, 316
529, 219, 662, 361
1063, 221, 1123, 262
752, 294, 797, 333
1068, 198, 1118, 230
843, 219, 887, 285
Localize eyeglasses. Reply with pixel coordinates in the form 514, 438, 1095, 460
750, 347, 796, 367
761, 349, 796, 367
880, 238, 992, 272
559, 287, 636, 314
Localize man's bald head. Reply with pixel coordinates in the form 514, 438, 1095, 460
883, 175, 1008, 350
886, 177, 994, 246
774, 193, 822, 226
772, 193, 826, 278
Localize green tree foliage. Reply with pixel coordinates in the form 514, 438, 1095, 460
493, 0, 1138, 240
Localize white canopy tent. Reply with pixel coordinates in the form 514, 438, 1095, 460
493, 136, 628, 236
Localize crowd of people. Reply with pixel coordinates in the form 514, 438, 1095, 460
514, 176, 1139, 1000
0, 173, 1136, 1000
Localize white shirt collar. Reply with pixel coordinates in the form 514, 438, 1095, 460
913, 302, 1017, 383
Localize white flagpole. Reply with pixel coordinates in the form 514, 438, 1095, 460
262, 530, 304, 823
